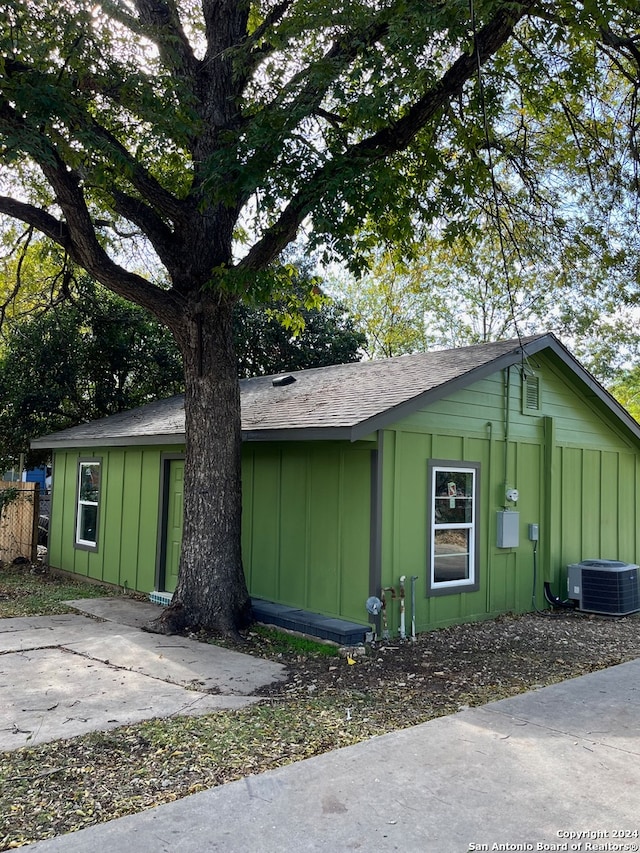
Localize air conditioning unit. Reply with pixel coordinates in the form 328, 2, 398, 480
567, 560, 640, 616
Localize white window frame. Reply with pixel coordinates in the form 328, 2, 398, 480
75, 459, 101, 550
427, 460, 480, 595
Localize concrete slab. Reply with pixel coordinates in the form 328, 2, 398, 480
64, 631, 284, 694
64, 596, 167, 629
63, 598, 287, 693
0, 600, 287, 750
0, 646, 249, 750
22, 658, 640, 853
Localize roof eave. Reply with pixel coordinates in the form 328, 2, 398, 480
539, 336, 640, 443
30, 433, 187, 450
241, 427, 357, 442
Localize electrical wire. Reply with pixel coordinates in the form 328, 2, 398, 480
469, 0, 526, 367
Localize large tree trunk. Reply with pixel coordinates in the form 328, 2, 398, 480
148, 294, 252, 637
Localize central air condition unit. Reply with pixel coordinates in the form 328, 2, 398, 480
567, 560, 640, 616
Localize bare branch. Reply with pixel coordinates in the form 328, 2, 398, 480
0, 197, 73, 251
109, 188, 178, 267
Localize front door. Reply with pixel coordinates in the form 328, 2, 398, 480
164, 459, 184, 593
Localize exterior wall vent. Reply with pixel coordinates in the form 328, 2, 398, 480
523, 374, 540, 413
567, 560, 640, 615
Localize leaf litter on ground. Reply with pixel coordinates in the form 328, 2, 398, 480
2, 564, 640, 849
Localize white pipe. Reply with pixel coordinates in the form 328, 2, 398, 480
411, 575, 418, 641
399, 575, 406, 639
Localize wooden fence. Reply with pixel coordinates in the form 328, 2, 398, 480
0, 481, 39, 564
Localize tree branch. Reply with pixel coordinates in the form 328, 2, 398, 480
134, 0, 199, 82
239, 2, 533, 271
82, 115, 186, 223
0, 194, 178, 323
109, 189, 178, 265
233, 0, 295, 84
238, 12, 392, 198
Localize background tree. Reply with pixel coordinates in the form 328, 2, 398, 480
610, 368, 640, 422
329, 213, 640, 380
1, 0, 632, 635
0, 279, 185, 471
235, 256, 365, 376
0, 263, 365, 471
329, 6, 640, 381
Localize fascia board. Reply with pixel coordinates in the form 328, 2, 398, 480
241, 427, 355, 442
539, 336, 640, 443
30, 434, 186, 450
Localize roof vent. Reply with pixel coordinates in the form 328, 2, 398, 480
272, 374, 296, 387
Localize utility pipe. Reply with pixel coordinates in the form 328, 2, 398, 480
410, 575, 418, 641
399, 576, 406, 640
543, 581, 576, 610
503, 367, 511, 504
380, 586, 396, 640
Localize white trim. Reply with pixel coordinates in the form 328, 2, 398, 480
430, 464, 477, 590
75, 461, 101, 548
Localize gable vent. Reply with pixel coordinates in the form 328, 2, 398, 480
524, 374, 540, 412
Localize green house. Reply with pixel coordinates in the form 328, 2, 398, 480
32, 333, 640, 639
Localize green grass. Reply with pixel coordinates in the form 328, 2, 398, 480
244, 625, 339, 657
0, 564, 115, 617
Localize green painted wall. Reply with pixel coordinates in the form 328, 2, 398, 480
47, 353, 640, 635
49, 441, 373, 625
380, 356, 640, 635
48, 446, 176, 594
242, 442, 372, 623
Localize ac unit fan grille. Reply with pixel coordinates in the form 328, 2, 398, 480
581, 568, 640, 615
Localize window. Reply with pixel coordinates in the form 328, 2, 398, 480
76, 460, 101, 549
428, 461, 480, 595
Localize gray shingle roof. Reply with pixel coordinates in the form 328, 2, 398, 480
32, 332, 638, 449
240, 334, 542, 435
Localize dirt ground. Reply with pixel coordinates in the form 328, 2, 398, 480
252, 608, 640, 726
3, 570, 640, 849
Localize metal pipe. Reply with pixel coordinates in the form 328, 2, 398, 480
380, 586, 396, 640
399, 576, 406, 639
410, 575, 418, 640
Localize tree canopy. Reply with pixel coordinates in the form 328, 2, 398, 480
0, 279, 184, 470
1, 0, 638, 634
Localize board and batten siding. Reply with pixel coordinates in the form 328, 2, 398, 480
48, 446, 171, 593
45, 352, 640, 635
380, 357, 640, 634
241, 442, 372, 624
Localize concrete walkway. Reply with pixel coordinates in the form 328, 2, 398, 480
22, 654, 640, 852
0, 598, 286, 750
